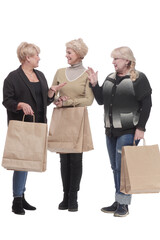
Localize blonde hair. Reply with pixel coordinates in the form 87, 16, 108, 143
111, 46, 138, 81
66, 38, 88, 59
129, 61, 138, 81
17, 42, 40, 63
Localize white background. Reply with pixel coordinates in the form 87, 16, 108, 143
0, 0, 160, 239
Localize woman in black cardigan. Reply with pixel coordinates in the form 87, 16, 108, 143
87, 46, 152, 217
3, 42, 65, 215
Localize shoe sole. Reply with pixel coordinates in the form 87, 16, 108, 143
23, 208, 36, 210
58, 207, 68, 210
12, 210, 25, 215
114, 212, 129, 217
68, 209, 78, 212
101, 209, 115, 214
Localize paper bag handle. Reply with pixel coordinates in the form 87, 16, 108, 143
22, 114, 35, 122
133, 138, 146, 146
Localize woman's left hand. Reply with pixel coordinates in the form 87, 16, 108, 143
55, 99, 63, 107
54, 96, 69, 108
59, 96, 69, 102
134, 128, 144, 141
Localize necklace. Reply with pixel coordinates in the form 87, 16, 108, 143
22, 66, 34, 77
25, 71, 34, 77
22, 67, 39, 82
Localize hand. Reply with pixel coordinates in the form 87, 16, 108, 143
86, 67, 98, 87
59, 96, 69, 102
134, 129, 144, 141
54, 96, 69, 108
48, 82, 67, 98
51, 82, 67, 92
54, 99, 63, 108
17, 102, 34, 115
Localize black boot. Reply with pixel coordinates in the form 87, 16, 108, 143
22, 194, 36, 210
12, 197, 25, 215
68, 191, 78, 212
58, 192, 68, 210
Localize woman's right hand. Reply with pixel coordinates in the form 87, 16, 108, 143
48, 82, 67, 98
87, 67, 98, 87
17, 102, 34, 115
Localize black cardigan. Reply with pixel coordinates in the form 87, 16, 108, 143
3, 66, 54, 124
91, 71, 152, 137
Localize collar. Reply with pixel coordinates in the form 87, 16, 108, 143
109, 71, 131, 80
69, 62, 83, 69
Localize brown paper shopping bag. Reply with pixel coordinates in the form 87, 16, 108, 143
2, 116, 48, 172
47, 107, 93, 153
120, 140, 160, 194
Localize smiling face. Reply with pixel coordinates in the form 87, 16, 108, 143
26, 52, 40, 68
112, 58, 130, 76
66, 48, 82, 65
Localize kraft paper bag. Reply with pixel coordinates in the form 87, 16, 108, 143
2, 118, 48, 172
47, 107, 94, 153
120, 141, 160, 194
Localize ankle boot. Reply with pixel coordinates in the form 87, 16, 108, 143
68, 191, 78, 212
58, 192, 68, 210
12, 197, 25, 215
22, 194, 36, 210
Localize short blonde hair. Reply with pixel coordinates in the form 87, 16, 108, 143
17, 42, 40, 63
66, 38, 88, 59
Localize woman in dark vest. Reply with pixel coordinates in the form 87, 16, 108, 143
87, 46, 152, 217
3, 42, 65, 215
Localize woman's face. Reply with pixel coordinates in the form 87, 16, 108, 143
26, 53, 40, 68
66, 48, 81, 65
112, 58, 129, 75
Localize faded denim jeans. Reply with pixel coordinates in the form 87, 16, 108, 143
13, 171, 28, 197
106, 134, 138, 205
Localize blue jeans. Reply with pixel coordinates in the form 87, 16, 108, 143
106, 134, 138, 205
13, 171, 28, 197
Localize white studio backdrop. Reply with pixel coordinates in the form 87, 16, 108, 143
0, 0, 160, 239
